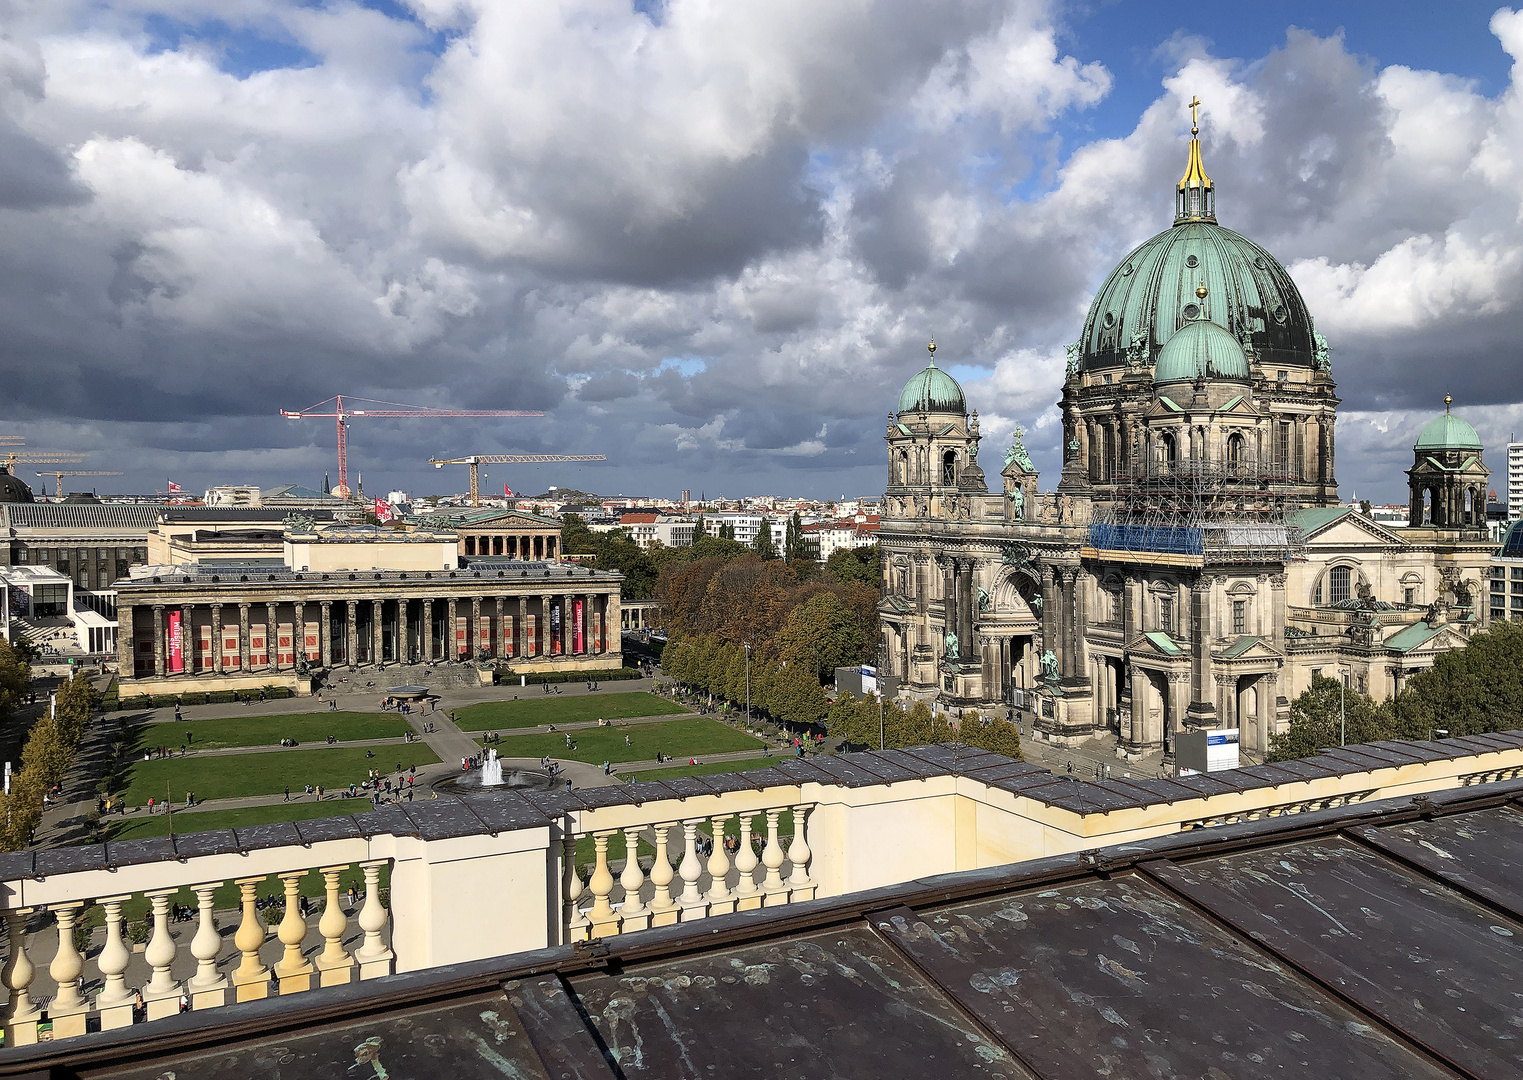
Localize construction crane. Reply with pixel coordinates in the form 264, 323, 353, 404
280, 395, 544, 500
35, 470, 124, 497
430, 454, 607, 507
2, 450, 87, 473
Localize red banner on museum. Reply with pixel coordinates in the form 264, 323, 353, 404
574, 598, 584, 653
167, 609, 184, 673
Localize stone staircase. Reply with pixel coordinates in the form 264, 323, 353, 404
321, 662, 489, 695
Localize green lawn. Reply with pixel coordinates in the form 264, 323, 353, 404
620, 757, 778, 782
116, 745, 441, 806
131, 712, 414, 751
478, 717, 762, 764
454, 692, 686, 731
105, 798, 374, 842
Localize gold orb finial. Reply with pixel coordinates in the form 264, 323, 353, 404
1195, 283, 1208, 299
927, 338, 937, 357
1445, 393, 1453, 412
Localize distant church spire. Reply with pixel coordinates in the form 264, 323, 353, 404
1175, 95, 1216, 224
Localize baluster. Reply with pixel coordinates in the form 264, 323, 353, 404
186, 883, 229, 1009
564, 835, 589, 942
618, 826, 649, 933
677, 819, 706, 918
787, 803, 816, 901
354, 860, 394, 979
49, 902, 90, 1034
761, 808, 789, 906
647, 823, 678, 927
734, 815, 762, 911
230, 877, 270, 1002
2, 908, 39, 1046
275, 872, 314, 993
315, 866, 355, 986
707, 814, 735, 916
140, 891, 183, 1020
94, 895, 135, 1028
587, 832, 618, 936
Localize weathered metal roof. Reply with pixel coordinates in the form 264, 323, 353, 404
32, 776, 1523, 1080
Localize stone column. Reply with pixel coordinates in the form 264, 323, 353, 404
266, 602, 278, 670
472, 596, 484, 659
294, 601, 305, 669
180, 603, 193, 673
941, 559, 957, 659
606, 593, 620, 655
421, 599, 434, 662
211, 603, 223, 672
1167, 672, 1189, 755
371, 600, 383, 666
320, 601, 333, 668
958, 563, 975, 660
116, 604, 135, 673
1039, 563, 1057, 670
152, 604, 165, 676
1071, 569, 1090, 681
345, 600, 358, 668
1269, 573, 1287, 653
560, 593, 573, 654
238, 603, 251, 671
592, 595, 603, 655
517, 596, 528, 658
495, 597, 506, 657
446, 598, 458, 660
541, 594, 552, 656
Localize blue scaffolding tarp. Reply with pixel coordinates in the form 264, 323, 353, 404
1087, 523, 1203, 556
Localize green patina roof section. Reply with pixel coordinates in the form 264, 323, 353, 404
1414, 410, 1483, 451
898, 362, 966, 415
1385, 621, 1444, 653
1158, 396, 1184, 413
1078, 220, 1317, 373
1154, 319, 1251, 383
1284, 506, 1351, 533
1217, 394, 1244, 411
454, 507, 562, 526
1143, 631, 1183, 655
1218, 635, 1267, 659
897, 423, 912, 436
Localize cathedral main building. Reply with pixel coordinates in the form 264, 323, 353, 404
877, 109, 1496, 761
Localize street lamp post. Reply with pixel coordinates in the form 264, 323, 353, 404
744, 643, 752, 728
1337, 664, 1350, 747
877, 640, 885, 751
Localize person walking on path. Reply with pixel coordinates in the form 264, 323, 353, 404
284, 785, 291, 802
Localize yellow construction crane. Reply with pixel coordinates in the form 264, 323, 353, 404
3, 450, 86, 472
35, 470, 124, 497
429, 454, 607, 507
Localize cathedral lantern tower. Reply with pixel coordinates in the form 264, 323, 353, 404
884, 341, 983, 522
1408, 396, 1490, 536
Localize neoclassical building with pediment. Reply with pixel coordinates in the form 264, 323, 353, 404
877, 113, 1497, 763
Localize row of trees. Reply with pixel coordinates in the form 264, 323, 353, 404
1268, 619, 1523, 762
827, 693, 1024, 758
0, 647, 98, 850
560, 512, 879, 600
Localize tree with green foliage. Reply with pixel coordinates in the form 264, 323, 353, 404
0, 640, 30, 725
777, 592, 864, 683
1267, 674, 1387, 762
560, 513, 600, 554
825, 545, 879, 588
718, 522, 736, 540
693, 513, 707, 541
962, 714, 1023, 758
752, 518, 777, 559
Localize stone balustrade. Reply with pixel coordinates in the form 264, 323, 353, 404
562, 802, 815, 940
5, 732, 1523, 1047
0, 857, 390, 1046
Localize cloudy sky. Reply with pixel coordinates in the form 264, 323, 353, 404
2, 0, 1521, 505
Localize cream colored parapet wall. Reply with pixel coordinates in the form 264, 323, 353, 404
3, 733, 1522, 1046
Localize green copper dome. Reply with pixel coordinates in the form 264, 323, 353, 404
1415, 403, 1482, 452
898, 360, 966, 415
1078, 220, 1316, 372
1152, 318, 1251, 384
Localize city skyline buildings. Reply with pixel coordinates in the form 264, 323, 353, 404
1, 4, 1522, 503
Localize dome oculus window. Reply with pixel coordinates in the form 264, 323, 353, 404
1254, 255, 1268, 269
1184, 254, 1199, 268
1121, 262, 1133, 276
1103, 311, 1116, 328
1181, 303, 1200, 320
1272, 305, 1287, 323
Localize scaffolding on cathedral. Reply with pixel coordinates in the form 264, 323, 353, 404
1084, 457, 1306, 567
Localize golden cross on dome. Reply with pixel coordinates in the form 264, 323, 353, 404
1188, 95, 1202, 134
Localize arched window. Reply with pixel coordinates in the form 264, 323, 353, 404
942, 450, 957, 486
1227, 433, 1245, 474
1329, 565, 1352, 604
1161, 431, 1177, 472
897, 449, 908, 485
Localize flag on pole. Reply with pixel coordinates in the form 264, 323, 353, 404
374, 498, 394, 523
503, 484, 514, 497
167, 480, 182, 493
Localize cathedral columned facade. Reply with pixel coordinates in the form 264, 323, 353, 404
878, 110, 1497, 762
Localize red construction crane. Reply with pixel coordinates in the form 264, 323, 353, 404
280, 395, 544, 499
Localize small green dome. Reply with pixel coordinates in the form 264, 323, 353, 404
1152, 319, 1250, 384
1415, 405, 1482, 452
898, 361, 966, 415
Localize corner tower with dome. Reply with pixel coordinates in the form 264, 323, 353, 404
878, 101, 1498, 765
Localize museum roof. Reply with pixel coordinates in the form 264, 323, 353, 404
113, 560, 620, 590
20, 773, 1523, 1079
0, 502, 166, 530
